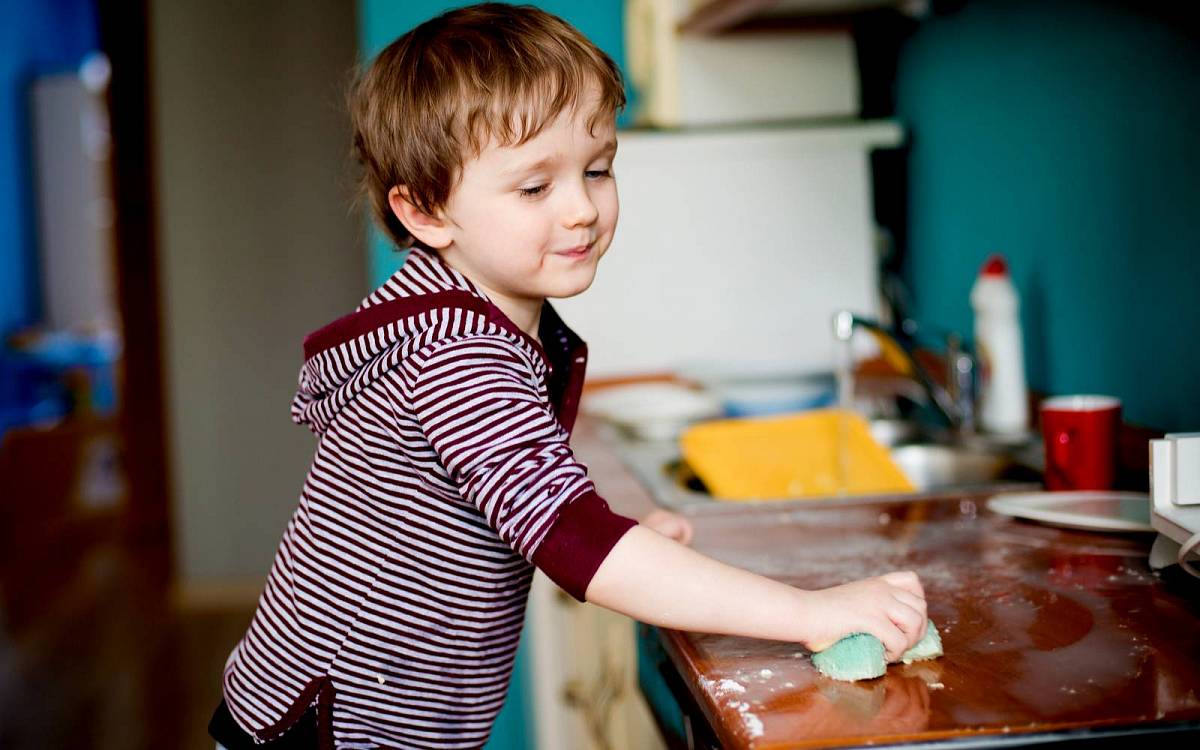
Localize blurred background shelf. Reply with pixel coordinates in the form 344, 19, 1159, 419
677, 0, 928, 35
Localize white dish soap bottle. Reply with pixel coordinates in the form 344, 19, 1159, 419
970, 254, 1029, 436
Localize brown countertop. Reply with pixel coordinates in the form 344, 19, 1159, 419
571, 413, 1200, 749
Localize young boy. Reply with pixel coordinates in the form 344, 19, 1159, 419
209, 4, 928, 748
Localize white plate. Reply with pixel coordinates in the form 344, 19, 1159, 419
986, 491, 1153, 533
581, 383, 723, 440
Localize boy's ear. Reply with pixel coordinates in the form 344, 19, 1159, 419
388, 186, 453, 249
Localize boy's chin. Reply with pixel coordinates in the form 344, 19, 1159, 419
542, 270, 598, 299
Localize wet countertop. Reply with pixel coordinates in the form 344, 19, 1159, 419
570, 413, 1200, 749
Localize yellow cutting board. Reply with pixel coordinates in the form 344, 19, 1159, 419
679, 409, 915, 501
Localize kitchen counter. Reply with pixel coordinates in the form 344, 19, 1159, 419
570, 413, 1200, 749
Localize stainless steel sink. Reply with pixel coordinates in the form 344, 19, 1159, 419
889, 443, 1037, 491
609, 421, 1042, 511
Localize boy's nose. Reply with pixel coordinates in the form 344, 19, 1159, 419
562, 186, 599, 228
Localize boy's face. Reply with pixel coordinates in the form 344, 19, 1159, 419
420, 91, 619, 310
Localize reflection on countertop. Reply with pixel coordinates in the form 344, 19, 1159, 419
645, 493, 1200, 749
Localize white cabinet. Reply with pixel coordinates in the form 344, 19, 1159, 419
627, 0, 860, 127
527, 573, 667, 750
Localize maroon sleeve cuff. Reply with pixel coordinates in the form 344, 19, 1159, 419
532, 490, 638, 602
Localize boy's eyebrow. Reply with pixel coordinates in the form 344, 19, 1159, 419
503, 154, 561, 177
503, 140, 618, 177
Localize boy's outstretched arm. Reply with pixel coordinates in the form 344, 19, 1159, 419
404, 337, 922, 658
583, 525, 928, 662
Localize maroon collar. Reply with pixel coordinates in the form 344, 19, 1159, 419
537, 300, 588, 435
301, 289, 588, 435
305, 290, 493, 360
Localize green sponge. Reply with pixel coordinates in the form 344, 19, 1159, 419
900, 620, 943, 664
812, 633, 886, 681
812, 621, 943, 681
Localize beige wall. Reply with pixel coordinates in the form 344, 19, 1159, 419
150, 0, 364, 581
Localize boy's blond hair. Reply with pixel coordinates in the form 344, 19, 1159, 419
350, 3, 626, 250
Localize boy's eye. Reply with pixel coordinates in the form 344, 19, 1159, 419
585, 169, 611, 180
518, 184, 548, 197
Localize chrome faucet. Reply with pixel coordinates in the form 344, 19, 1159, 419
833, 310, 977, 433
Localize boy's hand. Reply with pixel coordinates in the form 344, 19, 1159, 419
797, 570, 928, 662
639, 509, 693, 546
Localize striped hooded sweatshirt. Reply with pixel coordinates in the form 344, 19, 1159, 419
220, 246, 638, 748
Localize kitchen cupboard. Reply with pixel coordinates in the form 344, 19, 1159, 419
527, 572, 667, 749
679, 0, 927, 34
627, 0, 861, 127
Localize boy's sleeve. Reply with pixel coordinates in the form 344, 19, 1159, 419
407, 334, 637, 601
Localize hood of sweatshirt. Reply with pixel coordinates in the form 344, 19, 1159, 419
289, 247, 588, 437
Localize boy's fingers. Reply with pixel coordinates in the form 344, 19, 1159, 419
891, 605, 925, 649
644, 511, 694, 546
881, 570, 925, 600
809, 637, 837, 653
891, 589, 927, 619
876, 621, 908, 662
887, 596, 922, 629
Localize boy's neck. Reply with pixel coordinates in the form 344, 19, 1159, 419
437, 252, 543, 344
488, 290, 544, 345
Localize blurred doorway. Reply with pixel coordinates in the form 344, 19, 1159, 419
0, 1, 186, 747
0, 0, 171, 601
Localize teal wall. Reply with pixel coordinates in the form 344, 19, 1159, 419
358, 0, 628, 287
895, 0, 1200, 431
355, 5, 627, 748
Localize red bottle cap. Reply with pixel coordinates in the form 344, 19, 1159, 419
981, 254, 1008, 277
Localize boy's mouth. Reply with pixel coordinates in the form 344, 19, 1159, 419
555, 242, 593, 259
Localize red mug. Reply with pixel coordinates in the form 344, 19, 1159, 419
1040, 395, 1121, 491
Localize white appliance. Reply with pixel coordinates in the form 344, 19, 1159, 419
1149, 432, 1200, 578
30, 58, 119, 332
555, 121, 902, 378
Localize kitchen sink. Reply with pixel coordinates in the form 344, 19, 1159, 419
888, 443, 1040, 491
610, 421, 1043, 511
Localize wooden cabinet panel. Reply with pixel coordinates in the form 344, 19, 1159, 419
528, 572, 667, 750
